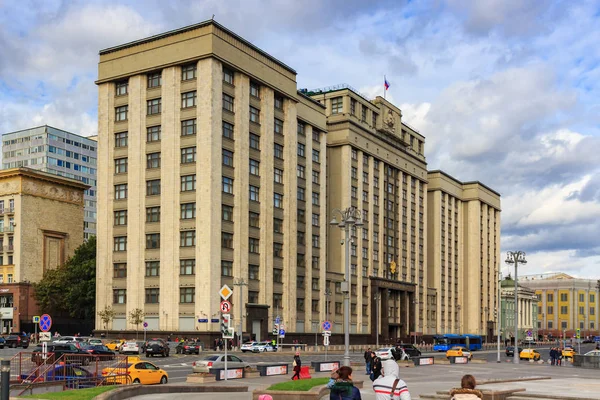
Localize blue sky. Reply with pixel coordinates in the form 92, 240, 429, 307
1, 0, 599, 278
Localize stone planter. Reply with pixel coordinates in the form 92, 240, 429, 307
252, 385, 329, 400
244, 370, 261, 379
186, 373, 217, 383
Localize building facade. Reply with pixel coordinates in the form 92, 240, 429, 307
427, 171, 501, 339
2, 126, 98, 240
95, 20, 328, 340
520, 273, 600, 337
0, 168, 86, 333
499, 277, 538, 342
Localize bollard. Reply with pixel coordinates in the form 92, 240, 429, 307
1, 360, 9, 400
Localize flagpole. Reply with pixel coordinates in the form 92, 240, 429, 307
384, 75, 386, 100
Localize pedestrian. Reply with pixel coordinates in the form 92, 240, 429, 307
364, 347, 372, 375
330, 366, 362, 399
557, 349, 563, 366
549, 347, 556, 365
449, 374, 482, 400
291, 351, 302, 380
370, 352, 382, 382
372, 359, 411, 400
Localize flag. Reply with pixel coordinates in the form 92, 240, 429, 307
384, 78, 390, 90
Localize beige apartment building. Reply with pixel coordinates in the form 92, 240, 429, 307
427, 170, 501, 339
95, 20, 328, 340
0, 168, 86, 333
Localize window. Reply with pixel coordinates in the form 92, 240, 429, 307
274, 144, 284, 159
180, 231, 196, 247
249, 291, 259, 303
275, 95, 284, 110
222, 205, 233, 221
249, 133, 260, 150
312, 300, 319, 312
181, 119, 196, 136
274, 218, 283, 233
274, 193, 283, 208
351, 186, 357, 199
250, 82, 260, 98
297, 297, 305, 310
579, 293, 585, 302
181, 91, 197, 108
146, 179, 161, 196
312, 129, 320, 142
274, 243, 283, 258
249, 212, 260, 228
115, 132, 128, 147
146, 126, 161, 142
361, 107, 367, 122
146, 233, 160, 249
372, 112, 377, 127
579, 306, 585, 315
312, 256, 319, 269
147, 98, 161, 115
373, 194, 379, 205
223, 121, 234, 139
312, 149, 320, 162
312, 170, 320, 184
146, 206, 160, 223
115, 183, 127, 200
560, 306, 568, 314
223, 68, 234, 85
222, 232, 233, 248
331, 97, 343, 114
312, 192, 319, 206
312, 213, 320, 226
547, 293, 554, 302
350, 98, 356, 115
182, 64, 196, 81
560, 293, 568, 302
113, 289, 126, 304
180, 287, 195, 303
115, 106, 128, 121
547, 306, 554, 314
273, 269, 283, 283
223, 149, 234, 167
274, 168, 283, 184
145, 288, 159, 304
352, 148, 358, 160
181, 147, 196, 164
249, 159, 260, 176
116, 81, 128, 96
297, 143, 305, 157
145, 261, 160, 276
181, 175, 196, 191
297, 165, 305, 178
297, 187, 305, 201
249, 185, 260, 201
274, 118, 283, 135
146, 153, 161, 169
114, 210, 127, 226
147, 72, 161, 88
222, 93, 234, 112
297, 122, 305, 136
180, 259, 195, 275
114, 158, 127, 174
351, 167, 357, 179
297, 253, 305, 267
223, 177, 234, 194
312, 235, 320, 248
249, 238, 260, 253
113, 263, 127, 278
182, 203, 196, 219
592, 294, 596, 303
114, 236, 127, 252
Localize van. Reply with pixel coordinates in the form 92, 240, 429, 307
524, 337, 536, 345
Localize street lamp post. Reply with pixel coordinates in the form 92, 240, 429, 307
233, 278, 247, 349
330, 207, 364, 367
505, 251, 527, 364
413, 300, 419, 345
374, 292, 381, 348
497, 270, 502, 363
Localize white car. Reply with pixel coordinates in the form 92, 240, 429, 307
584, 350, 600, 356
54, 336, 87, 344
87, 339, 103, 346
240, 341, 257, 353
120, 341, 141, 354
375, 348, 394, 360
192, 354, 249, 373
251, 341, 277, 353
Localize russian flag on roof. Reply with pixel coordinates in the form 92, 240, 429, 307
384, 78, 390, 90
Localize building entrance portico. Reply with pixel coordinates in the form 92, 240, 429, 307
370, 277, 416, 342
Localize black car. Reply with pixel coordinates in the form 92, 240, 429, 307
396, 343, 422, 358
5, 335, 29, 349
31, 343, 90, 365
0, 337, 5, 349
145, 339, 169, 357
175, 341, 200, 355
505, 346, 523, 357
82, 345, 115, 360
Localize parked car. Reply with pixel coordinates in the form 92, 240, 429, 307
582, 338, 595, 344
31, 343, 91, 366
375, 348, 394, 360
120, 341, 142, 355
87, 339, 103, 346
145, 339, 169, 357
105, 339, 126, 351
53, 336, 87, 345
505, 346, 523, 357
0, 337, 5, 349
82, 345, 115, 359
562, 347, 576, 359
175, 341, 200, 355
20, 364, 96, 388
395, 343, 422, 359
192, 354, 249, 373
519, 348, 541, 361
102, 360, 168, 385
446, 346, 472, 360
5, 335, 30, 349
240, 341, 257, 353
251, 341, 277, 353
523, 337, 537, 345
584, 350, 600, 356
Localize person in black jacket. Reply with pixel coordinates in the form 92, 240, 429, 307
364, 347, 372, 374
291, 352, 302, 380
370, 352, 382, 381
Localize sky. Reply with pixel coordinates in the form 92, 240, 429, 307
1, 0, 599, 279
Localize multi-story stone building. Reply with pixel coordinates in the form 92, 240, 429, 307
521, 272, 600, 337
95, 20, 328, 340
427, 170, 501, 339
500, 276, 538, 342
0, 168, 86, 333
2, 126, 98, 239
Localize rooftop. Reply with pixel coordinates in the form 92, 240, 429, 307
2, 125, 96, 143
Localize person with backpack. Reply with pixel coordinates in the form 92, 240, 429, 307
372, 359, 411, 399
370, 352, 382, 381
329, 366, 362, 400
291, 352, 302, 380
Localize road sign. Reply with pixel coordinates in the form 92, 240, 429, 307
143, 322, 148, 328
322, 331, 331, 336
223, 327, 234, 339
39, 332, 51, 342
32, 316, 40, 323
198, 318, 208, 323
527, 330, 532, 337
322, 320, 331, 331
219, 284, 233, 300
220, 300, 232, 313
279, 329, 285, 337
275, 316, 281, 325
323, 335, 330, 346
211, 318, 219, 323
39, 314, 52, 332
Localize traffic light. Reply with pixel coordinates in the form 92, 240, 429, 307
221, 314, 231, 336
576, 328, 581, 339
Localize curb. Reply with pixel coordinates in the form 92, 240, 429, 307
93, 384, 248, 400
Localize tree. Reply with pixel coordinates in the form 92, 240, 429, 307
34, 236, 96, 320
129, 308, 145, 339
98, 305, 116, 336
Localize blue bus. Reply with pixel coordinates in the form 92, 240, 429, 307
433, 334, 483, 351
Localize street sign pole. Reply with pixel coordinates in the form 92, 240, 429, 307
34, 323, 37, 344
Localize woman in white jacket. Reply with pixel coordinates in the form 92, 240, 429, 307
372, 359, 411, 400
449, 375, 482, 400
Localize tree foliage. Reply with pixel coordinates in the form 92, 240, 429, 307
34, 236, 96, 320
98, 305, 116, 331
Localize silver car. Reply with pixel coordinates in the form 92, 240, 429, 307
120, 341, 141, 354
192, 354, 249, 373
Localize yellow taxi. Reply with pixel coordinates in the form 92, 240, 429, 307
105, 339, 126, 351
562, 347, 576, 359
101, 360, 168, 385
519, 348, 541, 361
445, 346, 472, 360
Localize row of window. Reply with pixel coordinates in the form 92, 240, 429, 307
543, 293, 596, 303
543, 306, 596, 316
113, 288, 193, 304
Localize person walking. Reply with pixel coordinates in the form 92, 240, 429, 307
329, 366, 362, 400
291, 351, 302, 380
364, 347, 372, 375
372, 359, 411, 400
449, 374, 482, 400
370, 352, 382, 382
549, 347, 556, 365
